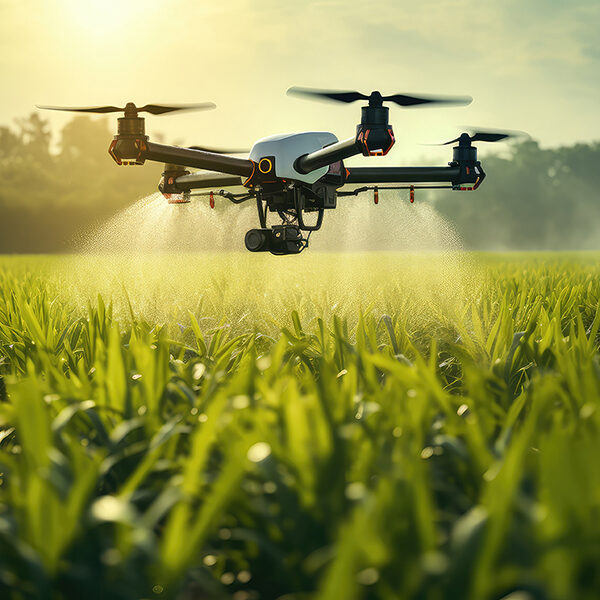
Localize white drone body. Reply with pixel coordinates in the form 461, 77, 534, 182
248, 132, 339, 184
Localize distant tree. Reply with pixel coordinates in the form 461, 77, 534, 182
0, 113, 159, 252
59, 115, 113, 166
15, 113, 52, 163
433, 140, 600, 250
0, 127, 21, 160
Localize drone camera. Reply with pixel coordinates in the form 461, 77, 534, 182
245, 225, 304, 255
244, 229, 270, 252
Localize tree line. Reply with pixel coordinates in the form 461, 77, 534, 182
433, 139, 600, 250
0, 113, 160, 252
0, 113, 598, 252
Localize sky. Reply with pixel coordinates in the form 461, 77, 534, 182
1, 0, 599, 164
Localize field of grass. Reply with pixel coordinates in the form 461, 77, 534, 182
1, 252, 599, 600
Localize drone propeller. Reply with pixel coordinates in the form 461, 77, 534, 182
188, 145, 249, 154
436, 128, 529, 145
37, 101, 216, 117
287, 87, 472, 108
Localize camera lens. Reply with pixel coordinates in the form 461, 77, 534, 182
245, 229, 269, 252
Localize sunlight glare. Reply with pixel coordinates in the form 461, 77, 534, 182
62, 0, 150, 36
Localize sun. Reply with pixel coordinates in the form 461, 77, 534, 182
61, 0, 148, 36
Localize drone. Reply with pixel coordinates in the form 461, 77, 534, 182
38, 89, 523, 255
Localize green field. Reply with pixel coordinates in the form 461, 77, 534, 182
1, 253, 599, 600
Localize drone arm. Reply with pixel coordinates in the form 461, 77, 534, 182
174, 171, 243, 190
144, 142, 254, 177
344, 166, 461, 184
295, 137, 362, 174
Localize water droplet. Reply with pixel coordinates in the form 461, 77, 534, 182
91, 496, 132, 522
256, 356, 271, 371
356, 567, 379, 585
192, 363, 206, 380
247, 442, 271, 463
263, 481, 277, 494
220, 572, 235, 585
422, 551, 448, 575
420, 447, 434, 459
232, 395, 250, 409
101, 548, 122, 566
345, 481, 366, 500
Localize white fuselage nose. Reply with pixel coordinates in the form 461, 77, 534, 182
248, 131, 339, 184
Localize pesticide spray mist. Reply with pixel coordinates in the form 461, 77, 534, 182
66, 189, 479, 333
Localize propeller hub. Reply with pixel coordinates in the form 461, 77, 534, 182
458, 133, 472, 146
368, 91, 383, 107
123, 102, 138, 118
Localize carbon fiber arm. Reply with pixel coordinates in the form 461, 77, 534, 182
344, 166, 460, 184
174, 171, 244, 190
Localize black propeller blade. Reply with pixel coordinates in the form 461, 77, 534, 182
37, 102, 216, 116
287, 87, 472, 108
36, 105, 124, 114
138, 103, 216, 115
188, 145, 249, 154
437, 128, 529, 145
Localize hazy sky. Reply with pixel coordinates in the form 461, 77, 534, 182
1, 0, 599, 163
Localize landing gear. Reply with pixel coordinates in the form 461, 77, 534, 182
246, 184, 327, 255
